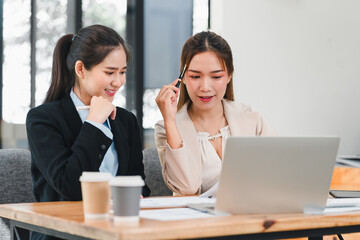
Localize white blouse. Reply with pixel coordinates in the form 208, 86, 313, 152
155, 100, 276, 196
197, 125, 230, 193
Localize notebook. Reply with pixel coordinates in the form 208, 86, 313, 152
189, 136, 340, 215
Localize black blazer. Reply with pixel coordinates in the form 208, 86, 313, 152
26, 94, 150, 202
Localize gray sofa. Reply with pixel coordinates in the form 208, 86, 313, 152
143, 148, 172, 196
0, 149, 35, 240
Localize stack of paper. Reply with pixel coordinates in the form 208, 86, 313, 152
140, 196, 217, 221
140, 196, 215, 208
324, 198, 360, 214
140, 208, 215, 221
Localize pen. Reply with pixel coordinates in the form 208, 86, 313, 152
174, 64, 187, 91
76, 106, 90, 111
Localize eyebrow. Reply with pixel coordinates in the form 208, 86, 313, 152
188, 69, 225, 74
105, 66, 127, 70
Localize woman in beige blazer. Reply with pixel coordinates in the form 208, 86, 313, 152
155, 31, 276, 196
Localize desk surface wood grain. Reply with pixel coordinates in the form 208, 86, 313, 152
331, 167, 360, 191
2, 200, 360, 240
1, 166, 360, 240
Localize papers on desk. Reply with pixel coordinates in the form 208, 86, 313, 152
140, 196, 216, 209
200, 182, 218, 197
139, 197, 217, 221
323, 206, 360, 214
323, 198, 360, 214
327, 198, 360, 208
140, 196, 360, 220
140, 207, 215, 221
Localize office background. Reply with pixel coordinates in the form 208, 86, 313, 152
1, 0, 359, 155
211, 0, 360, 155
0, 0, 209, 149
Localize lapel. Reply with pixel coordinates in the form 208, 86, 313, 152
109, 115, 130, 175
61, 95, 83, 139
176, 102, 202, 162
223, 99, 259, 136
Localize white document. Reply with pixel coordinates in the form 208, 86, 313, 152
140, 196, 216, 209
326, 198, 360, 208
309, 198, 360, 214
200, 182, 219, 198
323, 206, 360, 214
140, 207, 215, 221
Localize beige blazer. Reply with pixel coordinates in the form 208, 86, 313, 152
155, 99, 276, 195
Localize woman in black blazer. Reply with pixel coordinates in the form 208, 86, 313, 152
27, 24, 150, 240
26, 24, 150, 207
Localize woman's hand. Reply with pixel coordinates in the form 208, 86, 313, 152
156, 79, 183, 149
155, 79, 180, 123
87, 96, 117, 123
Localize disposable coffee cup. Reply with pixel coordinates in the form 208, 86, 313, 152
110, 176, 144, 222
80, 172, 112, 220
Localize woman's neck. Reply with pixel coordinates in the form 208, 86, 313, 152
188, 100, 224, 122
73, 86, 90, 105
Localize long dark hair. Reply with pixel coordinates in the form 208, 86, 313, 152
177, 31, 234, 111
44, 24, 130, 103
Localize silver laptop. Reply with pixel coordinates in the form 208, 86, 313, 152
190, 136, 340, 215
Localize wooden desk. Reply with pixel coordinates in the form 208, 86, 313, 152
331, 167, 360, 191
2, 201, 360, 240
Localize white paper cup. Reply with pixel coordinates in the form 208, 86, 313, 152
110, 176, 144, 222
80, 172, 112, 219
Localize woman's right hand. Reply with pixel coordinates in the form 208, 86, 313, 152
155, 79, 180, 123
156, 79, 183, 149
87, 96, 117, 123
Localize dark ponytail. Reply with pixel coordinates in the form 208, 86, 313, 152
44, 25, 130, 103
44, 34, 74, 103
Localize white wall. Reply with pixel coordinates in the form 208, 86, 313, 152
211, 0, 360, 154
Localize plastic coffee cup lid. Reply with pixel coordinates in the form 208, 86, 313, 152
109, 176, 145, 187
79, 171, 112, 182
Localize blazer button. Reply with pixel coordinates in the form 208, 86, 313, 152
101, 144, 106, 150
98, 154, 103, 159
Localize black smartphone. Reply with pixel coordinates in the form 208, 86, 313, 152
329, 190, 360, 198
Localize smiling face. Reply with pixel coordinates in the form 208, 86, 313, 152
183, 51, 230, 112
74, 46, 127, 105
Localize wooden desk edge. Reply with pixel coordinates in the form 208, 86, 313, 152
2, 201, 360, 240
0, 202, 117, 240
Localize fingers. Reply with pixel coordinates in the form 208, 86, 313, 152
166, 83, 180, 93
171, 79, 180, 86
156, 85, 178, 106
171, 79, 182, 90
155, 81, 180, 122
157, 80, 180, 100
175, 80, 181, 89
87, 96, 116, 123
